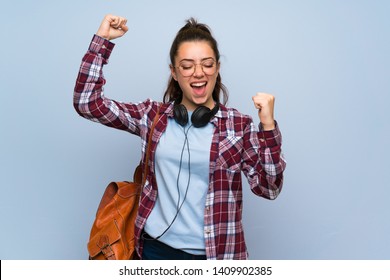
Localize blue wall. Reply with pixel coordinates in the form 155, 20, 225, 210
1, 0, 389, 259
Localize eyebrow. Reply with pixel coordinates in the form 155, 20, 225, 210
179, 57, 215, 63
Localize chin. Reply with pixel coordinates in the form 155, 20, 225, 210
193, 97, 212, 106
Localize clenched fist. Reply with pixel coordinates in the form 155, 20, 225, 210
96, 14, 128, 40
252, 93, 276, 131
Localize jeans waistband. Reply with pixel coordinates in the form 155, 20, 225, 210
142, 232, 207, 260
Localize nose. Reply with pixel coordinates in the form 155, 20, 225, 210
193, 64, 205, 77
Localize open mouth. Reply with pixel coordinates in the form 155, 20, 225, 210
191, 82, 207, 88
191, 82, 207, 95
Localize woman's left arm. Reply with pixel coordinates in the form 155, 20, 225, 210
241, 93, 286, 199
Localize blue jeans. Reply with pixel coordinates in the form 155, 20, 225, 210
142, 233, 207, 260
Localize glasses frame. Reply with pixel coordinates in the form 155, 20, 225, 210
174, 58, 218, 77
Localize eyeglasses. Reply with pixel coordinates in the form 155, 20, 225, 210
175, 58, 218, 77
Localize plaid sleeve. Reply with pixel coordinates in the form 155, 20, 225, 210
242, 119, 286, 200
73, 35, 149, 135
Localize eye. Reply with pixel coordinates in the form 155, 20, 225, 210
180, 63, 194, 70
202, 60, 215, 68
203, 63, 214, 68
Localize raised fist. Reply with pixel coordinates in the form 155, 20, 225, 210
96, 14, 128, 40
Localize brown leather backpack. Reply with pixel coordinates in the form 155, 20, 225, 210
87, 110, 159, 260
87, 167, 142, 260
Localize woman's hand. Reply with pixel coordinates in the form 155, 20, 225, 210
252, 93, 276, 130
96, 14, 128, 40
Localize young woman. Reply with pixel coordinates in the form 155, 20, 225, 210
74, 14, 286, 260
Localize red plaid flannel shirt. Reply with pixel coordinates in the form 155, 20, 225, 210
74, 35, 286, 259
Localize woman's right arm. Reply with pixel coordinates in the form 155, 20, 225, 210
73, 15, 150, 135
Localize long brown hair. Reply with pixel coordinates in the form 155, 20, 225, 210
163, 18, 228, 105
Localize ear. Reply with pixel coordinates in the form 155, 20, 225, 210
170, 65, 178, 81
216, 61, 221, 74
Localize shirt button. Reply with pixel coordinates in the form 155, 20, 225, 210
205, 206, 210, 212
259, 138, 265, 142
205, 229, 211, 234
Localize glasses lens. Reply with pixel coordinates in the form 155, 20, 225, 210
178, 62, 195, 77
202, 59, 217, 75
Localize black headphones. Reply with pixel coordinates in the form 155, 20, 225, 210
173, 102, 219, 128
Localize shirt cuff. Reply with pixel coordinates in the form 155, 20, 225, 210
88, 34, 115, 60
258, 121, 282, 147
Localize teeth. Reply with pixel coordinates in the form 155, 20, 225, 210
191, 82, 206, 87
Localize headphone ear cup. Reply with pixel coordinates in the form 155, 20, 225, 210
173, 104, 189, 127
191, 106, 211, 128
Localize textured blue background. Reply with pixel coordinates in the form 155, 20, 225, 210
1, 0, 389, 259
